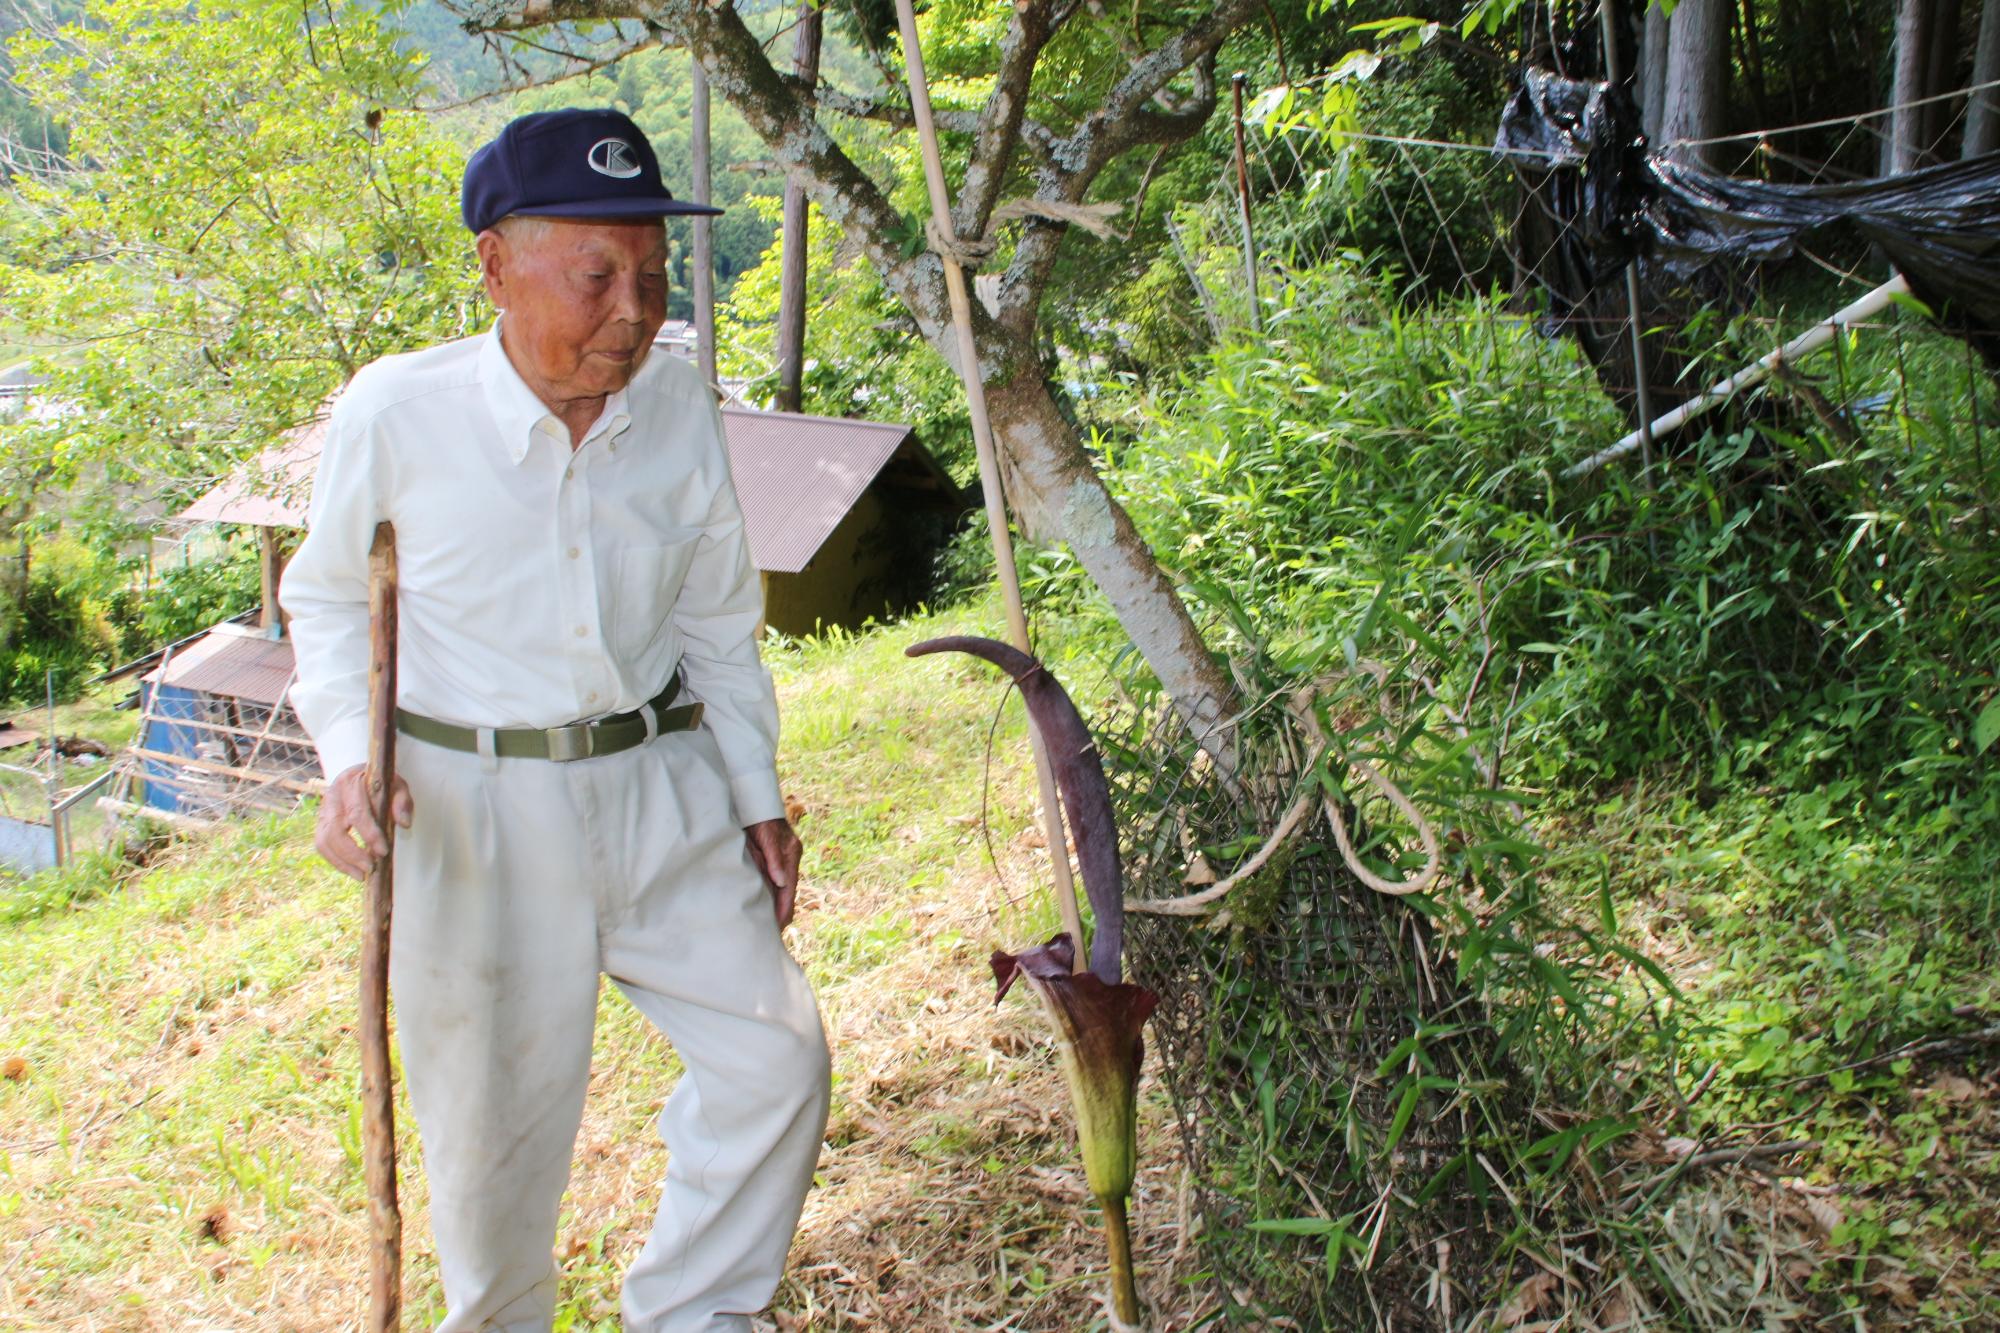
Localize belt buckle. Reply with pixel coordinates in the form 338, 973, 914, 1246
545, 722, 594, 762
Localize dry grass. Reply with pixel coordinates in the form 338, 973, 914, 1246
0, 607, 1215, 1331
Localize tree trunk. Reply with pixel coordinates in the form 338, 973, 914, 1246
1660, 0, 1727, 166
1886, 0, 1935, 173
1640, 0, 1671, 143
1922, 0, 1965, 160
773, 3, 821, 413
531, 0, 1254, 741
978, 348, 1237, 751
1969, 0, 2000, 157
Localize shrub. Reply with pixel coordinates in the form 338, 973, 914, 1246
0, 533, 125, 703
137, 541, 263, 646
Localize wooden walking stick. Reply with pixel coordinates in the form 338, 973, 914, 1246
362, 521, 402, 1330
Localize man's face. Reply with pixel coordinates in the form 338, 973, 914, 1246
476, 217, 669, 403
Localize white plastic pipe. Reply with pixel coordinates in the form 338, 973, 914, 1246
1565, 273, 1912, 479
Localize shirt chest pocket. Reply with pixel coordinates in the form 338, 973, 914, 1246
608, 531, 704, 665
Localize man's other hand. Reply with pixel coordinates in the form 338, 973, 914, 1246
745, 818, 803, 929
315, 763, 414, 881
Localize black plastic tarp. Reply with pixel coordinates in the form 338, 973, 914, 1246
1496, 69, 2000, 366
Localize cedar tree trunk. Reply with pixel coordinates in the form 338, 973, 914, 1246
1660, 0, 1728, 166
1970, 0, 2000, 157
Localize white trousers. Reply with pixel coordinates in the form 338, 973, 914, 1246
390, 723, 831, 1333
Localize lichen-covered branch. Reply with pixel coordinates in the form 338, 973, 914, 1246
995, 51, 1221, 333
814, 84, 993, 141
951, 0, 1059, 242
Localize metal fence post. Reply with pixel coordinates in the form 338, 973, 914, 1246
1598, 0, 1657, 488
1231, 72, 1263, 333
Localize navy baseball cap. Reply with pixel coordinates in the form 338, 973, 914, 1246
461, 108, 723, 234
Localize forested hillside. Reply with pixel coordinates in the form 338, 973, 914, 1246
4, 0, 2000, 1328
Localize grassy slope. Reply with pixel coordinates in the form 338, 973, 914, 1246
0, 606, 1206, 1331
1549, 777, 2000, 1327
4, 600, 1996, 1328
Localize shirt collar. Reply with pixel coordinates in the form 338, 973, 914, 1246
479, 319, 634, 465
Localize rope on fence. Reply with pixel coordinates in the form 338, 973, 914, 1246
1129, 676, 1440, 916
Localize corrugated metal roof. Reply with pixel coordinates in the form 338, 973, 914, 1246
178, 417, 325, 528
720, 409, 913, 573
144, 631, 296, 705
176, 403, 924, 576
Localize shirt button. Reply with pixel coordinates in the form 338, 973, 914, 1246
573, 625, 588, 638
565, 466, 574, 480
567, 546, 580, 559
585, 691, 599, 704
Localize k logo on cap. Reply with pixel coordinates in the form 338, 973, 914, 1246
460, 109, 725, 232
588, 138, 642, 179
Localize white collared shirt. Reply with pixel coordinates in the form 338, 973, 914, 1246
280, 321, 785, 826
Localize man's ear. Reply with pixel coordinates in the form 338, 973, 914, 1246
475, 228, 508, 310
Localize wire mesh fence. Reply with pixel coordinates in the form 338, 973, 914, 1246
1109, 694, 1528, 1328
1106, 21, 2000, 1327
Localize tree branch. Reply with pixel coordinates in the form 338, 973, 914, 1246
951, 0, 1059, 241
1059, 0, 1247, 176
995, 46, 1223, 333
816, 84, 980, 137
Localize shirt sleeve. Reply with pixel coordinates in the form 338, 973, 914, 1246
278, 398, 385, 780
673, 389, 786, 827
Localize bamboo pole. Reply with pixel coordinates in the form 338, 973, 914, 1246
889, 0, 1086, 961
362, 522, 402, 1332
691, 61, 719, 390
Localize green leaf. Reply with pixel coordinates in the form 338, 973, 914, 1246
1885, 289, 1937, 320
1974, 696, 2000, 753
1382, 1078, 1421, 1156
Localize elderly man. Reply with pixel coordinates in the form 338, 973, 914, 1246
281, 109, 831, 1332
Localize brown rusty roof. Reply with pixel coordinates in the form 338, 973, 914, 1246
177, 400, 937, 576
178, 417, 326, 528
720, 408, 915, 574
144, 631, 296, 705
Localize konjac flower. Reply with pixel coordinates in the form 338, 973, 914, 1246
909, 635, 1159, 1326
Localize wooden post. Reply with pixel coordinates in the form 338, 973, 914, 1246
362, 522, 402, 1332
691, 59, 719, 390
258, 526, 284, 631
44, 670, 61, 868
774, 3, 822, 413
890, 0, 1087, 962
